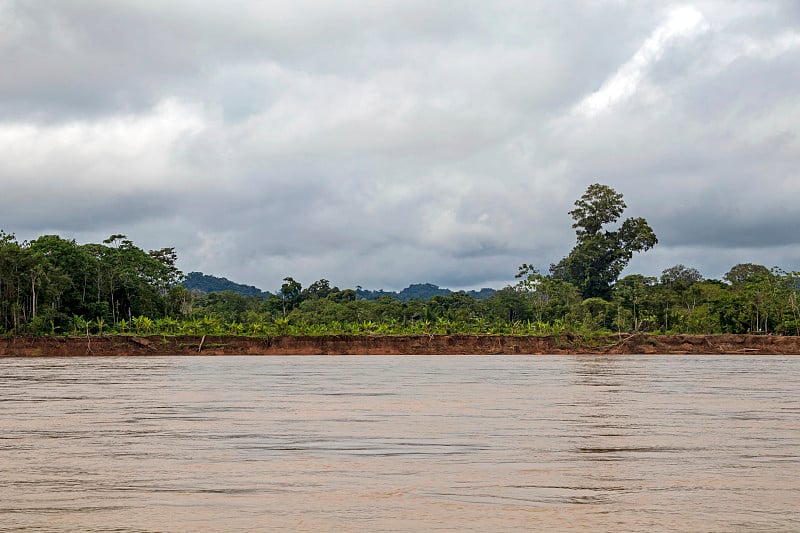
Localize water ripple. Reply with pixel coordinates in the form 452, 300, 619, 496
1, 354, 799, 531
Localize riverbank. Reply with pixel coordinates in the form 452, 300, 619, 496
1, 333, 799, 356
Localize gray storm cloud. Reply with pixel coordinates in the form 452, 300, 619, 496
1, 0, 798, 291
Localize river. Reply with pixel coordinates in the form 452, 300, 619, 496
1, 355, 799, 532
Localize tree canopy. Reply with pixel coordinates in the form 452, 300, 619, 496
0, 232, 184, 334
550, 184, 658, 299
2, 224, 799, 337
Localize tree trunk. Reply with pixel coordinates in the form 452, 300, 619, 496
31, 272, 37, 319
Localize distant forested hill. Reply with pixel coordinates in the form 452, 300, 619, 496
182, 272, 269, 298
183, 273, 495, 302
357, 283, 495, 302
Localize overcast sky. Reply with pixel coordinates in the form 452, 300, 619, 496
2, 1, 799, 291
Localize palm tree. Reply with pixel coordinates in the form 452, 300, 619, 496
72, 314, 88, 336
132, 315, 145, 334
472, 317, 488, 334
273, 317, 290, 335
155, 317, 178, 334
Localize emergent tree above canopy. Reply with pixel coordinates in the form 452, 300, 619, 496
550, 183, 658, 300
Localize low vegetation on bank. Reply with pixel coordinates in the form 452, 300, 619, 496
2, 185, 798, 338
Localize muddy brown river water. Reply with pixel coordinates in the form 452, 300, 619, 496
1, 355, 799, 532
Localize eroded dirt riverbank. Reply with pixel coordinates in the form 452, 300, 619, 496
2, 334, 799, 356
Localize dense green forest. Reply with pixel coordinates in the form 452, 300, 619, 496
2, 185, 798, 337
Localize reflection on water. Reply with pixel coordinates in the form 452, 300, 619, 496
1, 355, 799, 532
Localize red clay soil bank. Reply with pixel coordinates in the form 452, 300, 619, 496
1, 334, 800, 356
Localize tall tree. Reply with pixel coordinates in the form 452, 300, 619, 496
550, 184, 657, 299
724, 263, 771, 286
279, 277, 302, 317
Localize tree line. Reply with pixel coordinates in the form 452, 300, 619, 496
184, 263, 798, 336
0, 231, 184, 335
2, 185, 798, 337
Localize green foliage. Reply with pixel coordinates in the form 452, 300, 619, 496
279, 277, 302, 317
0, 231, 183, 335
132, 315, 154, 335
614, 274, 659, 332
550, 184, 658, 299
724, 263, 772, 286
3, 228, 800, 339
568, 183, 626, 238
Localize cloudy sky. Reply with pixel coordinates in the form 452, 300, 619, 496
1, 1, 799, 291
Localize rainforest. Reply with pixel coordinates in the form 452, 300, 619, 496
2, 185, 798, 339
2, 233, 799, 338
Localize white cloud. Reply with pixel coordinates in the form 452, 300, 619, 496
0, 99, 206, 192
574, 5, 710, 118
